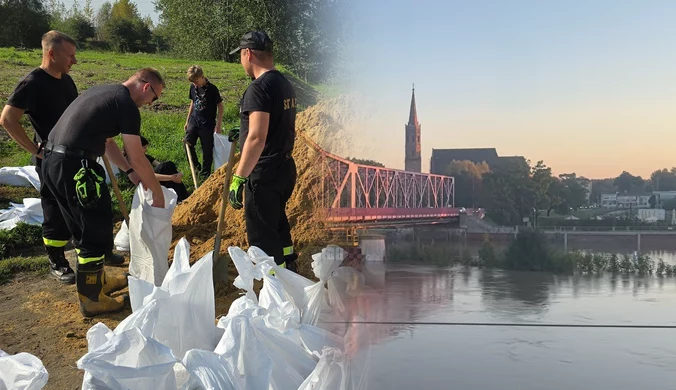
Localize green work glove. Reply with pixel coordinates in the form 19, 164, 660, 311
227, 127, 240, 143
229, 174, 248, 209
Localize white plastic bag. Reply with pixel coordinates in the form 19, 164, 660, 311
182, 349, 243, 390
114, 221, 130, 252
0, 349, 48, 390
0, 166, 40, 190
302, 246, 347, 326
96, 157, 119, 185
128, 185, 178, 286
213, 133, 232, 169
128, 239, 221, 360
0, 198, 43, 231
77, 328, 179, 390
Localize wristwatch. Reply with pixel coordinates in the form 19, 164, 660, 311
125, 167, 135, 175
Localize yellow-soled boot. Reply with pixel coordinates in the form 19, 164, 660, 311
101, 271, 128, 296
77, 259, 128, 317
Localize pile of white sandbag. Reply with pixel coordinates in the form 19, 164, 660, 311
75, 239, 375, 389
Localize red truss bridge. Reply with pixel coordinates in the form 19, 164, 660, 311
300, 133, 483, 225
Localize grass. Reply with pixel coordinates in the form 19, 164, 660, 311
0, 255, 48, 284
0, 47, 320, 177
0, 47, 323, 216
0, 185, 39, 209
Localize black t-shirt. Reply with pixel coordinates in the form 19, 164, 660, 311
6, 68, 78, 144
48, 84, 141, 156
239, 70, 296, 161
188, 80, 223, 129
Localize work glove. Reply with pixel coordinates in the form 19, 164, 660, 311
229, 174, 247, 209
227, 127, 240, 142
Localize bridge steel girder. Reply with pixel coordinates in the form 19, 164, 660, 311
300, 132, 457, 222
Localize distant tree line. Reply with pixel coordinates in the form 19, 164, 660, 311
445, 158, 676, 225
0, 0, 351, 83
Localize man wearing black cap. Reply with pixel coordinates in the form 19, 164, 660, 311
227, 31, 299, 272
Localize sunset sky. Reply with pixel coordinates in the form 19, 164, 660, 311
342, 0, 676, 179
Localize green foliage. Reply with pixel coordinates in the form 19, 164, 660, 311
154, 0, 352, 83
0, 222, 43, 259
477, 238, 500, 268
0, 255, 49, 284
614, 171, 645, 194
347, 157, 384, 167
106, 16, 151, 53
0, 0, 51, 48
444, 160, 490, 208
607, 253, 620, 273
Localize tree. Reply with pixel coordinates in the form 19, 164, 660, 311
559, 173, 589, 211
104, 0, 152, 52
445, 160, 490, 208
154, 0, 352, 83
590, 178, 616, 205
650, 168, 676, 192
95, 1, 112, 40
649, 194, 656, 209
0, 0, 51, 48
347, 157, 384, 167
614, 171, 644, 194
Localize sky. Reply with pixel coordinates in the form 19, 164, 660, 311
61, 0, 676, 179
340, 0, 676, 179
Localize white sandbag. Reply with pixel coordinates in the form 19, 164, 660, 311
0, 166, 40, 190
182, 349, 243, 390
250, 316, 317, 390
0, 349, 48, 390
214, 315, 273, 390
77, 328, 179, 390
213, 133, 232, 169
302, 246, 347, 326
297, 348, 347, 390
114, 221, 130, 252
263, 301, 344, 356
0, 198, 43, 231
128, 239, 221, 360
128, 185, 178, 286
96, 157, 119, 184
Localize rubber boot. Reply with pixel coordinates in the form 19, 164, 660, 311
104, 251, 125, 266
101, 271, 129, 296
77, 260, 128, 317
284, 253, 299, 273
45, 246, 75, 284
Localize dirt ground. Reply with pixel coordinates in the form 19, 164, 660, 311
0, 248, 274, 389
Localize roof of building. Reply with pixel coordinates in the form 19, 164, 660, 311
430, 148, 500, 165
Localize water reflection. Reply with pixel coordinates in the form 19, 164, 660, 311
333, 260, 676, 390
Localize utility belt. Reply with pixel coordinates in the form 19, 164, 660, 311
44, 142, 105, 210
43, 141, 99, 161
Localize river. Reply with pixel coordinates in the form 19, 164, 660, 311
330, 242, 676, 389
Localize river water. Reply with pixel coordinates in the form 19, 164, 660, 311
333, 247, 676, 389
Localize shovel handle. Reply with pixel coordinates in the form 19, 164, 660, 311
102, 155, 129, 226
184, 141, 200, 189
213, 142, 238, 262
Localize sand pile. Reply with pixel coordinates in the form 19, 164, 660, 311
171, 95, 362, 265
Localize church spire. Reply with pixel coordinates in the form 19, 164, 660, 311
408, 83, 418, 125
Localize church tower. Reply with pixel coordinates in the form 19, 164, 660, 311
405, 84, 421, 172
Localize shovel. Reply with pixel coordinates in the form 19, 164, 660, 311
212, 139, 238, 282
184, 140, 200, 189
102, 155, 129, 226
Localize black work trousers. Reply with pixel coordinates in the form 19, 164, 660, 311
185, 126, 214, 178
245, 156, 297, 265
155, 161, 189, 202
36, 156, 72, 247
41, 151, 113, 261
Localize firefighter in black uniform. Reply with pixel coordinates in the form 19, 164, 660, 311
228, 31, 299, 272
42, 68, 166, 317
0, 31, 124, 285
